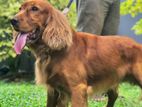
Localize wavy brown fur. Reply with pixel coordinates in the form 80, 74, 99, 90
42, 4, 72, 50
12, 0, 142, 107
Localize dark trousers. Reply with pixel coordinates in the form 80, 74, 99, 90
77, 0, 120, 35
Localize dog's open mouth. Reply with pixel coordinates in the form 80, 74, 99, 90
14, 28, 40, 55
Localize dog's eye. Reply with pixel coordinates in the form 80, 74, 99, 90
31, 6, 39, 11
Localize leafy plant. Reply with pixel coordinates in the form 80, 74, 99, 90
121, 0, 142, 35
0, 0, 22, 61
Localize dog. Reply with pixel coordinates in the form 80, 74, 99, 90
11, 0, 142, 107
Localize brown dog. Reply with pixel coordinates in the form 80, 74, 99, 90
11, 0, 142, 107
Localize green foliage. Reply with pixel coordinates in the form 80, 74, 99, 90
48, 0, 77, 27
0, 0, 22, 61
121, 0, 142, 35
0, 0, 76, 62
132, 18, 142, 35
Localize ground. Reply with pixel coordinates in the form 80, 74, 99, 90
0, 81, 142, 107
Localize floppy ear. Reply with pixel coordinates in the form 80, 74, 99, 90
42, 7, 72, 50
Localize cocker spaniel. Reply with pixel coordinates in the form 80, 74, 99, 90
11, 0, 142, 107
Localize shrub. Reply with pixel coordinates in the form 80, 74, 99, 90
121, 0, 142, 35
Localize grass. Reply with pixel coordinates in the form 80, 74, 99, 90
0, 82, 46, 107
0, 81, 142, 107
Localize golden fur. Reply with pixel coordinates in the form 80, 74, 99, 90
11, 0, 142, 107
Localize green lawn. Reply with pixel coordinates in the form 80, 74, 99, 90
0, 81, 142, 107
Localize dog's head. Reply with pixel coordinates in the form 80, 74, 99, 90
11, 0, 72, 54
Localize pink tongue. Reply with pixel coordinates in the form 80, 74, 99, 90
14, 33, 28, 55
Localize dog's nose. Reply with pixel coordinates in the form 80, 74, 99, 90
10, 18, 19, 26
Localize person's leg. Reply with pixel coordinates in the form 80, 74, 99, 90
101, 0, 120, 35
76, 0, 105, 35
77, 0, 120, 35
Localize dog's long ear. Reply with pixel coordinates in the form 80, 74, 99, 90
42, 7, 72, 50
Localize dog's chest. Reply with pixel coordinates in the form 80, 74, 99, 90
35, 57, 68, 90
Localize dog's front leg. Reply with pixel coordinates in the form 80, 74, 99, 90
56, 92, 69, 107
47, 87, 69, 107
71, 83, 88, 107
46, 87, 59, 107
